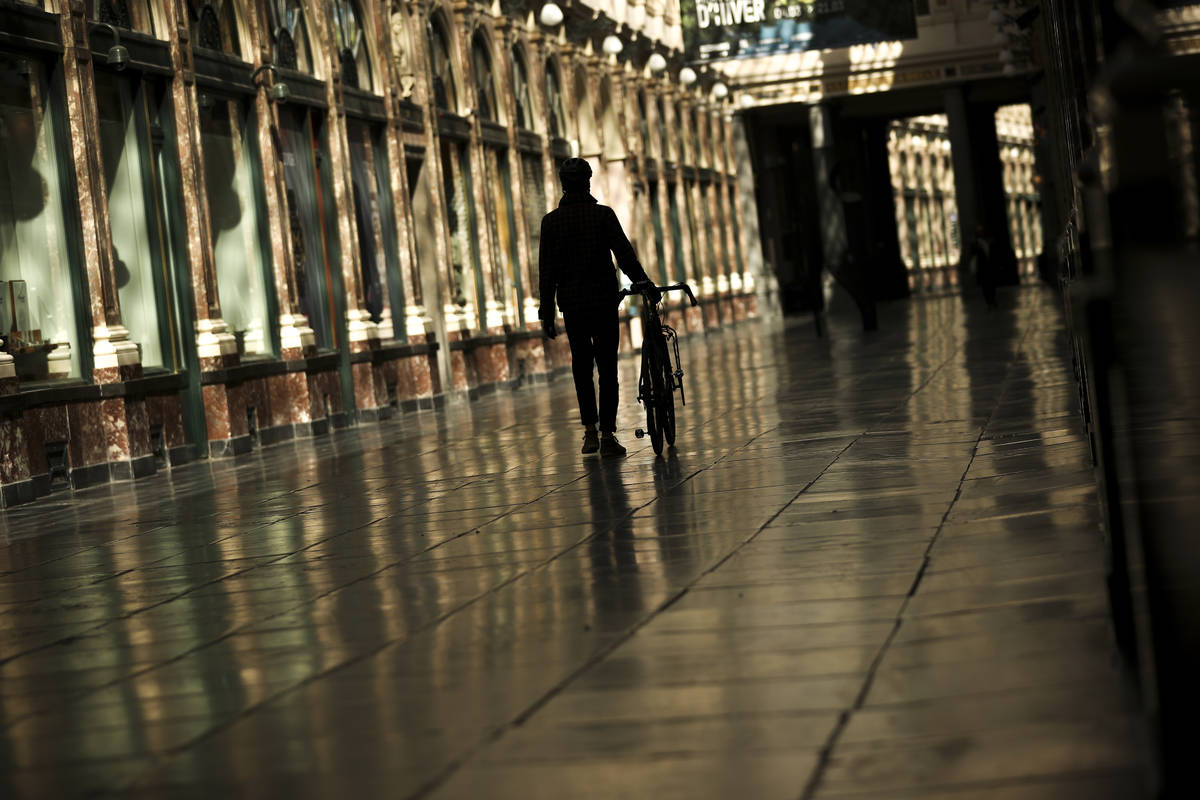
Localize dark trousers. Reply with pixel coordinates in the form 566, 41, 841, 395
563, 305, 619, 432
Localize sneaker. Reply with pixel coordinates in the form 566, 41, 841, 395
581, 428, 600, 454
600, 433, 627, 457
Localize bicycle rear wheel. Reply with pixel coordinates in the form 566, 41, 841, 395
643, 347, 666, 455
661, 357, 676, 447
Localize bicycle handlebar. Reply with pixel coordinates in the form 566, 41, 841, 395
617, 281, 698, 307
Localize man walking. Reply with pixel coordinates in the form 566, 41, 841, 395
538, 158, 658, 456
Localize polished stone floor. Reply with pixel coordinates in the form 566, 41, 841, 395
0, 289, 1147, 798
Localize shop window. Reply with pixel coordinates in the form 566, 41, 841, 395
333, 0, 374, 91
428, 16, 458, 113
545, 59, 565, 139
199, 94, 273, 355
512, 47, 533, 131
484, 147, 520, 325
520, 153, 545, 299
95, 72, 180, 369
267, 0, 315, 74
348, 119, 404, 335
471, 34, 498, 123
279, 106, 338, 349
0, 55, 83, 382
440, 140, 479, 314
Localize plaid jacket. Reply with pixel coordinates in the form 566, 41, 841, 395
538, 193, 650, 319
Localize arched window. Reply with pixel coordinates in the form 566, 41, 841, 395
545, 58, 566, 139
87, 0, 154, 34
512, 46, 533, 131
471, 33, 497, 122
189, 0, 240, 57
428, 15, 457, 113
333, 0, 374, 91
267, 0, 314, 73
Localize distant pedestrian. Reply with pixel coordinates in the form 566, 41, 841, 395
538, 158, 658, 456
970, 223, 999, 309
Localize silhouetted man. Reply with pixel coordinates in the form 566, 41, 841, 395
539, 158, 657, 456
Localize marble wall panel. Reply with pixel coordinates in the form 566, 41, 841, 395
243, 378, 271, 432
125, 399, 151, 458
371, 362, 390, 408
352, 363, 376, 411
450, 351, 470, 392
69, 402, 107, 466
0, 417, 30, 483
395, 358, 417, 401
285, 372, 312, 423
422, 353, 439, 396
685, 305, 705, 333
703, 300, 720, 329
225, 384, 249, 438
100, 398, 131, 463
266, 374, 293, 428
733, 296, 748, 321
319, 372, 343, 414
20, 412, 44, 476
201, 386, 232, 441
147, 394, 187, 448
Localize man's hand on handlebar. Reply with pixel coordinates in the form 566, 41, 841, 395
541, 317, 558, 339
633, 280, 662, 307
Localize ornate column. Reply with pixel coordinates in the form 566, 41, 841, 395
307, 3, 378, 351
455, 11, 504, 333
384, 2, 432, 341
60, 4, 140, 381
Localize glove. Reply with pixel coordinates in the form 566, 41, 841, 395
541, 317, 558, 339
646, 286, 662, 307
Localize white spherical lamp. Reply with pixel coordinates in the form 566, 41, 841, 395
602, 35, 623, 56
679, 66, 697, 86
647, 52, 667, 74
712, 81, 729, 100
539, 2, 564, 27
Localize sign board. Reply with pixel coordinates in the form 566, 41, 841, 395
683, 0, 919, 62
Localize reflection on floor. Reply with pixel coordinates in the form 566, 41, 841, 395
0, 288, 1146, 798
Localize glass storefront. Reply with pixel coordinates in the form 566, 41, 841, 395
439, 140, 479, 316
96, 71, 179, 370
520, 153, 545, 303
348, 119, 404, 337
0, 55, 82, 382
279, 105, 337, 349
484, 147, 521, 325
199, 94, 273, 356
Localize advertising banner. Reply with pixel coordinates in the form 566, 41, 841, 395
683, 0, 919, 62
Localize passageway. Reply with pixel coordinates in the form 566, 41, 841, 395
0, 289, 1144, 798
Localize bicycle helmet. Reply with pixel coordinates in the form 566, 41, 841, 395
558, 157, 593, 180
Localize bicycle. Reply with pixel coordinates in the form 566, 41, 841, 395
617, 280, 698, 455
